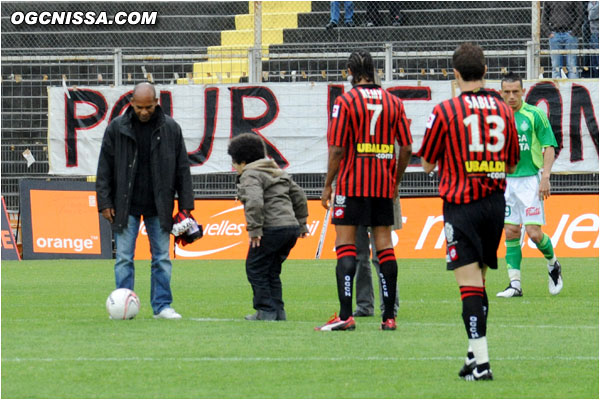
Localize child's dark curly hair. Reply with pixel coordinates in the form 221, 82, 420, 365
227, 133, 266, 165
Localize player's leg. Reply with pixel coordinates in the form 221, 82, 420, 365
370, 197, 398, 329
446, 191, 503, 380
334, 224, 358, 320
315, 224, 357, 331
315, 196, 360, 331
498, 177, 524, 297
454, 263, 492, 380
497, 223, 523, 297
372, 225, 397, 327
526, 224, 562, 295
371, 232, 400, 317
522, 174, 562, 295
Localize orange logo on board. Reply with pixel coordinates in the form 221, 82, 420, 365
30, 190, 101, 254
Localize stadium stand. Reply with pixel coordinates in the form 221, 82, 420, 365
1, 1, 597, 214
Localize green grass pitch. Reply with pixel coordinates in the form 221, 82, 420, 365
1, 257, 598, 398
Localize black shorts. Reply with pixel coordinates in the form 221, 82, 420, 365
331, 196, 394, 226
443, 191, 505, 271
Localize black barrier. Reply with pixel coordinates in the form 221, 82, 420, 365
1, 196, 20, 260
19, 180, 112, 259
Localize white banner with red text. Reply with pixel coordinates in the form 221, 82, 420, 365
48, 80, 599, 175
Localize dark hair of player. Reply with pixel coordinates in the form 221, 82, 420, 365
347, 49, 375, 85
452, 43, 486, 81
227, 133, 266, 165
501, 71, 524, 88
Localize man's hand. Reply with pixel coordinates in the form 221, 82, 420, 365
539, 176, 551, 200
101, 208, 115, 223
321, 185, 332, 210
250, 236, 261, 248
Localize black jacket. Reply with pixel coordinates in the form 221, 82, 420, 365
542, 1, 585, 37
96, 105, 194, 233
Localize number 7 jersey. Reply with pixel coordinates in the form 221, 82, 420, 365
417, 89, 520, 204
328, 84, 413, 198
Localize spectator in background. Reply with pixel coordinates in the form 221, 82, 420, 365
325, 1, 355, 29
588, 1, 599, 77
542, 1, 585, 78
96, 82, 194, 320
364, 2, 404, 27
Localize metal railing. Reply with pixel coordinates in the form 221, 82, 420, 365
2, 1, 598, 211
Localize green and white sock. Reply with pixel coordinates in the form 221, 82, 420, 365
505, 238, 522, 287
535, 233, 557, 267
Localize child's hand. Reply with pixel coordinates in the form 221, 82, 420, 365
250, 236, 261, 248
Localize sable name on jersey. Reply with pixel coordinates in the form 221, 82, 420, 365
464, 95, 498, 110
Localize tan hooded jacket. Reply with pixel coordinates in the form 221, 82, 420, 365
237, 159, 308, 238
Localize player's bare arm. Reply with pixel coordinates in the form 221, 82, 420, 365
421, 158, 436, 174
321, 145, 344, 209
395, 144, 412, 194
540, 146, 555, 200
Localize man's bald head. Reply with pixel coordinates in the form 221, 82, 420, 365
132, 82, 156, 101
130, 82, 158, 123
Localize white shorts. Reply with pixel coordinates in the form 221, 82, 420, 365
504, 175, 545, 226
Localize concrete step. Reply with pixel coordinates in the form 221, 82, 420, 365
177, 74, 246, 85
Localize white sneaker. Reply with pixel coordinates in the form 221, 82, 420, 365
496, 285, 523, 298
153, 308, 182, 319
548, 260, 563, 295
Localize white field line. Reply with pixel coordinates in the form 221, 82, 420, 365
5, 317, 595, 330
2, 355, 597, 363
188, 318, 598, 330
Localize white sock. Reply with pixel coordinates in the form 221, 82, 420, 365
466, 345, 474, 361
547, 256, 558, 269
468, 337, 489, 365
507, 269, 521, 290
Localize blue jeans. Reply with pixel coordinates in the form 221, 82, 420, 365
590, 32, 599, 78
114, 215, 173, 314
549, 31, 579, 78
330, 1, 353, 24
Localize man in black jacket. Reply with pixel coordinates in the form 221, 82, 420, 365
542, 1, 585, 78
96, 82, 194, 319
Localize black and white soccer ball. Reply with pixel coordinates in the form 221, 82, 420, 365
106, 288, 140, 320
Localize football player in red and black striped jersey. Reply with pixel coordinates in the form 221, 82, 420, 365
417, 43, 520, 380
316, 49, 413, 332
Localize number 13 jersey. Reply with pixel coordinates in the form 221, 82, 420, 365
417, 89, 520, 204
328, 84, 413, 199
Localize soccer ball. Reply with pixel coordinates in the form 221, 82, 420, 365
106, 288, 140, 320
